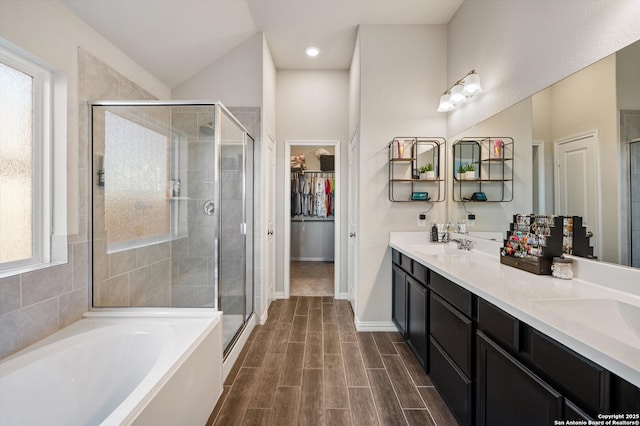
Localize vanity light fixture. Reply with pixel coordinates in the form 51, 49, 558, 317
305, 46, 320, 57
437, 70, 483, 112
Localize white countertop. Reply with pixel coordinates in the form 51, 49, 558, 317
389, 232, 640, 388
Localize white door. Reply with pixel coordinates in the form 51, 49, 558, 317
266, 135, 276, 306
347, 131, 359, 309
554, 131, 600, 257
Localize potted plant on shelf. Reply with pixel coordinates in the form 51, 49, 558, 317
464, 163, 476, 180
419, 163, 435, 179
456, 165, 465, 180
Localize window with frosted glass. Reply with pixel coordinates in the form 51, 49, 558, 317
0, 62, 33, 264
104, 111, 170, 251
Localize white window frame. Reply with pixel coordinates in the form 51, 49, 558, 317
0, 40, 67, 277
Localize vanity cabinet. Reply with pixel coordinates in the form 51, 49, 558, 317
428, 271, 476, 426
391, 249, 429, 370
390, 249, 640, 425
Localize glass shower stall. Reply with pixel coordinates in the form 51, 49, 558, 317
90, 101, 254, 354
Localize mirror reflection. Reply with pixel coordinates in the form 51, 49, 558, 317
460, 38, 640, 268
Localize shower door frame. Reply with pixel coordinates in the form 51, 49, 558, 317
88, 101, 254, 326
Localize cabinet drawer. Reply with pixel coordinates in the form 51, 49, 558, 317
530, 329, 610, 414
430, 292, 473, 377
477, 298, 520, 352
429, 271, 474, 317
430, 337, 473, 426
392, 249, 413, 274
412, 261, 428, 285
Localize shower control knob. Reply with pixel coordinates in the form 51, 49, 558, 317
203, 200, 215, 216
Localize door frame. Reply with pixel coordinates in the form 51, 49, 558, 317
532, 140, 546, 214
284, 140, 341, 299
553, 130, 602, 259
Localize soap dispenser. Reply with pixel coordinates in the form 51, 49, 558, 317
430, 224, 438, 242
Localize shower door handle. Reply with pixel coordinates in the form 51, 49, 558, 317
203, 200, 215, 216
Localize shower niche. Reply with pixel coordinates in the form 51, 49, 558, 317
90, 101, 254, 354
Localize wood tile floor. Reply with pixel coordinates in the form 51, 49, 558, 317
207, 296, 457, 426
290, 261, 334, 297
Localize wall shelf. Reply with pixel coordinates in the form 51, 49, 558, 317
452, 137, 514, 202
388, 137, 446, 202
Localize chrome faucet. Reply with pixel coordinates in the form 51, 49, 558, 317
451, 222, 473, 250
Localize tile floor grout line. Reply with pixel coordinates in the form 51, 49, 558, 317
212, 296, 456, 426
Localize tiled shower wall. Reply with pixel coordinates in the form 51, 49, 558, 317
170, 107, 218, 308
620, 110, 640, 267
91, 105, 173, 307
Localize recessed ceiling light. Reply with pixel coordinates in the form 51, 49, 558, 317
305, 47, 320, 57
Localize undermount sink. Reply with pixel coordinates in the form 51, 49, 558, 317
531, 298, 640, 342
407, 243, 463, 257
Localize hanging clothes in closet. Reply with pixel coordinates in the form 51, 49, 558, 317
291, 171, 335, 218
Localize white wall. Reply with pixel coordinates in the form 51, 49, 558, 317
356, 25, 447, 326
447, 0, 640, 137
617, 40, 640, 110
172, 33, 263, 107
276, 70, 350, 296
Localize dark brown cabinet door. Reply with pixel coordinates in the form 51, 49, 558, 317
392, 264, 407, 336
477, 331, 563, 426
406, 276, 428, 369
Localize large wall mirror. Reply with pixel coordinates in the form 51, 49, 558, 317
454, 38, 640, 268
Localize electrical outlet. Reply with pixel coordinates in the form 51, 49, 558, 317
467, 214, 476, 227
417, 214, 426, 227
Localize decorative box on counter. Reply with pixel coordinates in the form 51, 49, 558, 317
500, 214, 563, 275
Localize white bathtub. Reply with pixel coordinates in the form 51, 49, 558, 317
0, 309, 223, 426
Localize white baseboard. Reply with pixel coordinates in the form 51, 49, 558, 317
274, 292, 286, 299
258, 309, 268, 325
290, 257, 334, 262
223, 314, 256, 380
335, 292, 349, 300
354, 317, 399, 332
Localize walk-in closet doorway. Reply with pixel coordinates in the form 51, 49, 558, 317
284, 140, 340, 298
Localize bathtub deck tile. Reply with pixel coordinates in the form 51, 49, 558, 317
207, 296, 454, 426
